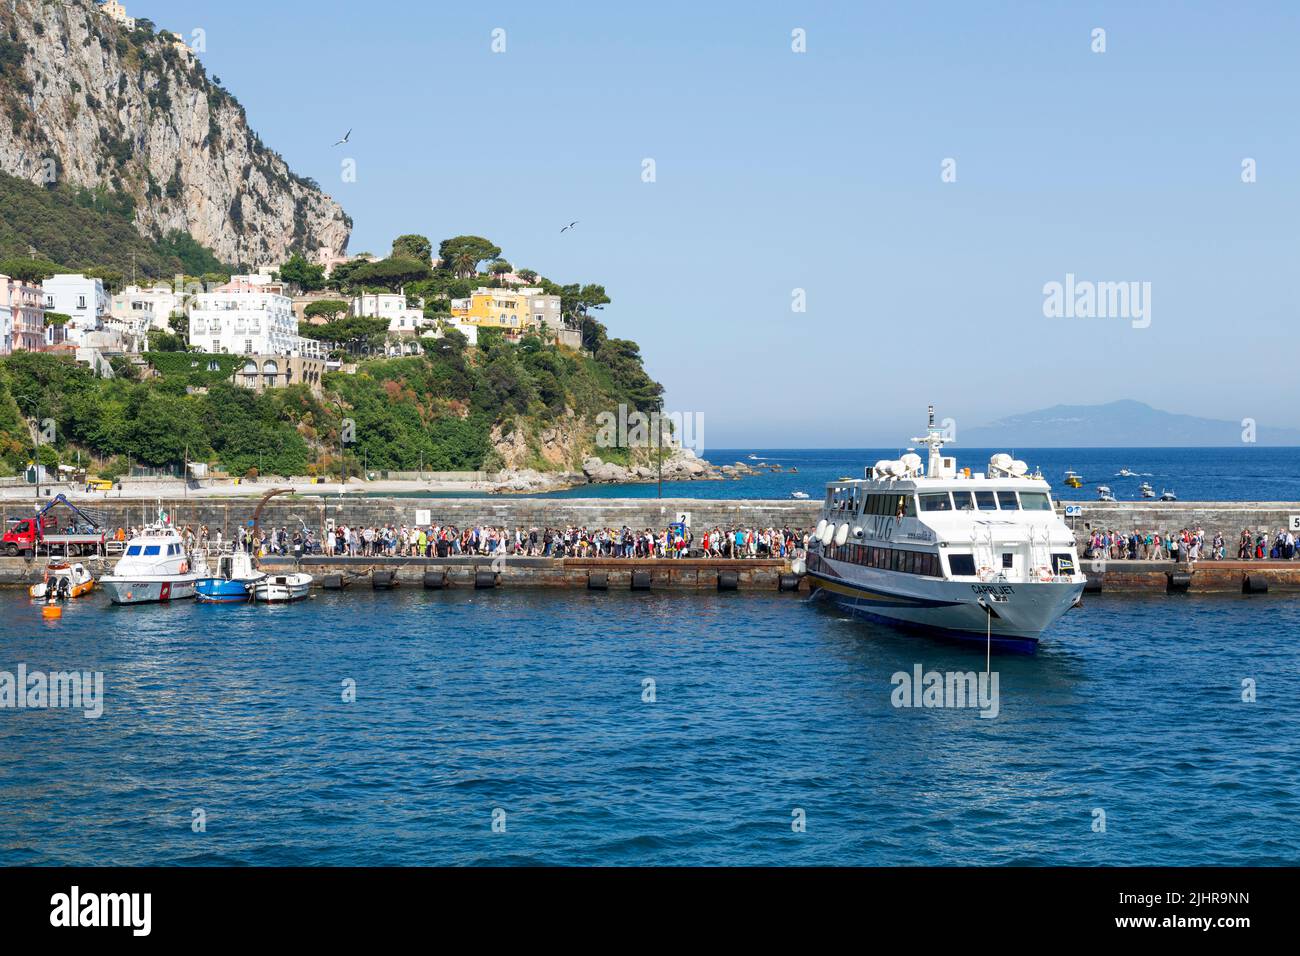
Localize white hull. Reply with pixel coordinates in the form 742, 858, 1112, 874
808, 562, 1082, 651
102, 575, 199, 605
253, 574, 312, 603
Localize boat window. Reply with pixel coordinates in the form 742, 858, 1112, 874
901, 495, 917, 518
1051, 553, 1075, 574
126, 545, 142, 556
975, 491, 997, 510
144, 545, 161, 555
996, 491, 1020, 510
951, 491, 976, 511
1020, 491, 1052, 511
1002, 553, 1014, 569
919, 493, 953, 512
948, 553, 976, 576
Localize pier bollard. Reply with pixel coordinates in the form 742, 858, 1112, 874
777, 573, 802, 592
321, 574, 348, 590
474, 570, 497, 589
371, 570, 397, 590
1082, 574, 1104, 594
630, 570, 652, 591
1242, 574, 1270, 594
1165, 571, 1192, 593
423, 571, 448, 590
717, 570, 739, 591
587, 572, 608, 591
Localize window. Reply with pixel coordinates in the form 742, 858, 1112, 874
1020, 491, 1052, 511
919, 493, 953, 512
996, 491, 1020, 510
1002, 553, 1014, 569
126, 545, 142, 556
975, 491, 998, 511
952, 491, 975, 511
143, 545, 161, 556
948, 553, 976, 576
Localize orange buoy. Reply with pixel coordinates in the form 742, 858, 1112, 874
42, 605, 63, 620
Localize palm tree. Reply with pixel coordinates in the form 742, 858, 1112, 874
451, 251, 477, 278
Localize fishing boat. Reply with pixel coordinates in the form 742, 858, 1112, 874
195, 550, 266, 604
1063, 469, 1083, 488
795, 407, 1085, 652
253, 571, 313, 603
1139, 482, 1155, 499
1159, 489, 1178, 502
100, 524, 201, 605
29, 562, 95, 601
1097, 485, 1116, 502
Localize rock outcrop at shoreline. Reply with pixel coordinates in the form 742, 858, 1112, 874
483, 450, 761, 493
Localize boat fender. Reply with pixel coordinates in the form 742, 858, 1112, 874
1242, 574, 1269, 595
814, 519, 828, 539
587, 571, 608, 591
834, 523, 850, 547
777, 573, 802, 592
1035, 566, 1054, 582
717, 570, 739, 591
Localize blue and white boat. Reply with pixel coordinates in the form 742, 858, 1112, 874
195, 550, 266, 604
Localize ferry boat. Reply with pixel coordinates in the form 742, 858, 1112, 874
195, 550, 266, 604
794, 408, 1085, 652
1097, 485, 1116, 502
1063, 469, 1083, 488
1139, 482, 1155, 499
100, 525, 201, 605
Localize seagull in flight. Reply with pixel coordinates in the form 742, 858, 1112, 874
560, 220, 579, 233
333, 128, 352, 147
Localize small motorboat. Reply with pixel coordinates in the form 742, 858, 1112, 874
1063, 470, 1083, 488
1097, 485, 1116, 502
790, 490, 811, 500
195, 550, 266, 604
1116, 468, 1136, 478
1139, 482, 1155, 499
253, 572, 313, 603
29, 562, 94, 601
1159, 489, 1178, 502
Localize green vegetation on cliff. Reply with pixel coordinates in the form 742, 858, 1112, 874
0, 170, 230, 280
0, 316, 662, 478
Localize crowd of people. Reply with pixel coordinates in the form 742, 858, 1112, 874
111, 523, 810, 560
1084, 527, 1300, 561
320, 524, 810, 560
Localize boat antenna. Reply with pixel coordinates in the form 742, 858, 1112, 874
910, 404, 949, 477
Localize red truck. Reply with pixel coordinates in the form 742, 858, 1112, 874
2, 495, 107, 558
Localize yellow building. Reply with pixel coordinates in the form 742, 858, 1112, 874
449, 287, 561, 335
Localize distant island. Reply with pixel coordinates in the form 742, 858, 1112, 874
958, 400, 1300, 447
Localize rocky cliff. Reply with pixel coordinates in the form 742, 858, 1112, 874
0, 0, 350, 267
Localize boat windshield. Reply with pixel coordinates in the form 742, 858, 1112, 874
126, 545, 142, 556
1020, 492, 1053, 511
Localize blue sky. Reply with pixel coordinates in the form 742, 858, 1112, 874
151, 0, 1299, 445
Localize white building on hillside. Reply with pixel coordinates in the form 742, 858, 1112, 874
42, 274, 109, 346
111, 284, 185, 334
352, 292, 428, 334
188, 276, 316, 357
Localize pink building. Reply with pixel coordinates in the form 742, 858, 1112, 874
0, 275, 48, 353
